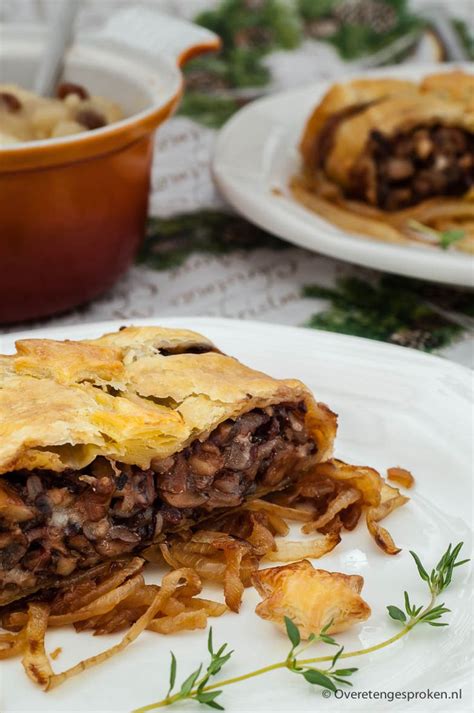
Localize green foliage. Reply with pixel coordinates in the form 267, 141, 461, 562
225, 48, 271, 87
298, 0, 424, 60
328, 20, 422, 60
180, 0, 301, 124
266, 0, 302, 50
184, 55, 230, 84
196, 0, 301, 54
189, 0, 301, 91
181, 0, 425, 126
298, 0, 335, 20
178, 93, 240, 128
453, 19, 474, 59
138, 211, 287, 270
303, 274, 473, 352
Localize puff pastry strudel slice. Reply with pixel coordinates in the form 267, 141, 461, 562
294, 71, 474, 251
0, 326, 337, 605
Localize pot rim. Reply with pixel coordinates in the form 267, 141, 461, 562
0, 18, 220, 170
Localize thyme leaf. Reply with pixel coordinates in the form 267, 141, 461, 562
387, 542, 469, 631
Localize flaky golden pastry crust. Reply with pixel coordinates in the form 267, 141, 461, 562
0, 326, 337, 475
420, 71, 474, 110
253, 559, 371, 638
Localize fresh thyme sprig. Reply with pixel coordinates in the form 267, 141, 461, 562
133, 542, 469, 713
387, 542, 470, 629
159, 630, 233, 710
284, 617, 357, 692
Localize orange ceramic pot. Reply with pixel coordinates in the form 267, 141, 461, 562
0, 15, 219, 323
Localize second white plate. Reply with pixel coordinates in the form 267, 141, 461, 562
213, 63, 474, 287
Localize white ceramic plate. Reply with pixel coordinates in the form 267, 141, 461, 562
213, 63, 474, 287
1, 318, 472, 713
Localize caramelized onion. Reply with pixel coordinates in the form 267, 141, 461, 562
222, 545, 246, 612
21, 568, 199, 690
246, 499, 314, 522
387, 467, 415, 489
0, 629, 26, 659
302, 488, 360, 534
265, 532, 341, 562
147, 609, 208, 634
311, 460, 382, 506
366, 482, 409, 555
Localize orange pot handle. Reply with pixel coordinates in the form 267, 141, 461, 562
97, 6, 221, 67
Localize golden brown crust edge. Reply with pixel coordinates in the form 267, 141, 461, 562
0, 326, 337, 475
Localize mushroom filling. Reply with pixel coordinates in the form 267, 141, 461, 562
349, 123, 474, 211
0, 402, 316, 600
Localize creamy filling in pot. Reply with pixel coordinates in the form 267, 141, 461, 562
0, 82, 123, 146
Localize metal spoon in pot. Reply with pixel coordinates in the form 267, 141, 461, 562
34, 0, 80, 97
